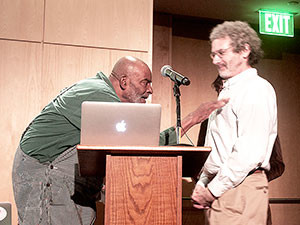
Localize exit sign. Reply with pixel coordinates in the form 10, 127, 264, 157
259, 10, 294, 37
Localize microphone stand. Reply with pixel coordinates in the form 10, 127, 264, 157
173, 82, 182, 144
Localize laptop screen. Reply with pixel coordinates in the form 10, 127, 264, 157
80, 101, 161, 146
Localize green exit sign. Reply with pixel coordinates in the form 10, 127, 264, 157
259, 10, 294, 37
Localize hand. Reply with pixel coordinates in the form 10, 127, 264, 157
181, 98, 229, 136
191, 184, 216, 209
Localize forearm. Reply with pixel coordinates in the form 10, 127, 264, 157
181, 111, 200, 136
181, 99, 229, 136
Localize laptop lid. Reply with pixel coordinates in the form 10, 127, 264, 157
80, 101, 161, 146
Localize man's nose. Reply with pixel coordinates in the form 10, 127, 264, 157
212, 54, 222, 65
147, 84, 153, 94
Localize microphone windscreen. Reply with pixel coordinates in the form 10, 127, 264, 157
161, 65, 172, 77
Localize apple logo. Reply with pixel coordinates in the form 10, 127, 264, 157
116, 120, 126, 132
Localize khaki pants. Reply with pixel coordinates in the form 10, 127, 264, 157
206, 172, 268, 225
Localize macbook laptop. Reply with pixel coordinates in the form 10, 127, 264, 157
80, 101, 161, 146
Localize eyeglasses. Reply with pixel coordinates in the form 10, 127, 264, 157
210, 46, 233, 59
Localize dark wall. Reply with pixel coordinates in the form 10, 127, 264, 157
154, 13, 300, 59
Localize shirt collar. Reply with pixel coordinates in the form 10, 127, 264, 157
96, 72, 115, 90
223, 68, 257, 89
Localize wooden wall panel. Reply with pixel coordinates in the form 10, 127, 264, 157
270, 204, 300, 225
41, 44, 110, 106
1, 1, 153, 224
41, 44, 149, 106
0, 40, 42, 224
152, 16, 173, 131
172, 37, 218, 145
0, 0, 44, 41
44, 0, 151, 51
0, 40, 42, 150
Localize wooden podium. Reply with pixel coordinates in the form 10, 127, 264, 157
77, 145, 210, 225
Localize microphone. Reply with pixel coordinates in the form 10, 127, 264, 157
161, 65, 190, 86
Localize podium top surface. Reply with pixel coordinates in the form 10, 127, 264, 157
77, 145, 211, 177
77, 145, 211, 155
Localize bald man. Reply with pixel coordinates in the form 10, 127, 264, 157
12, 56, 227, 225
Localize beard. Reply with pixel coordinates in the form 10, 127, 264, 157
125, 83, 148, 103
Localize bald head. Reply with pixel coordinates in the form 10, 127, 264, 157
111, 56, 150, 79
109, 56, 153, 103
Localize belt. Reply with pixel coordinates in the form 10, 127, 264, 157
248, 168, 264, 176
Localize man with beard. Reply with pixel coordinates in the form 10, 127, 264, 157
12, 56, 228, 225
191, 21, 278, 225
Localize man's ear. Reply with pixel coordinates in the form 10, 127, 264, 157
119, 75, 127, 90
242, 44, 251, 59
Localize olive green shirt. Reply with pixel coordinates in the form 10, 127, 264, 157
20, 72, 176, 163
